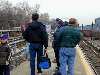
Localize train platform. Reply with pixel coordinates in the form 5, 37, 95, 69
10, 46, 95, 75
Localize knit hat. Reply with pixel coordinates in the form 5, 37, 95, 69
0, 33, 9, 43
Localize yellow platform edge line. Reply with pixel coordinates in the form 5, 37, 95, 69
76, 45, 95, 75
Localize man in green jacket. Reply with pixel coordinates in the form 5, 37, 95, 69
54, 18, 83, 75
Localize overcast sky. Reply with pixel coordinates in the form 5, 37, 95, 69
8, 0, 100, 25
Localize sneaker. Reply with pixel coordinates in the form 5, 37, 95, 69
37, 70, 42, 73
55, 67, 59, 70
38, 73, 42, 75
53, 71, 61, 75
52, 59, 57, 63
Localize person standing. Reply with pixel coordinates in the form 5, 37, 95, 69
54, 18, 83, 75
52, 18, 64, 70
0, 33, 11, 75
22, 13, 48, 75
21, 23, 30, 60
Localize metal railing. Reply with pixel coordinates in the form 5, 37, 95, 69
8, 37, 27, 70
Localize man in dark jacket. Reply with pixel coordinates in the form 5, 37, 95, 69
54, 18, 83, 75
52, 18, 64, 70
22, 13, 48, 75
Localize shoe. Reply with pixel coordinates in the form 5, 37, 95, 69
55, 67, 59, 70
38, 73, 42, 75
37, 70, 42, 73
53, 71, 61, 75
52, 59, 57, 63
53, 72, 61, 75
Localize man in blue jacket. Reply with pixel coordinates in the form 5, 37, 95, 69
54, 18, 83, 75
22, 13, 48, 75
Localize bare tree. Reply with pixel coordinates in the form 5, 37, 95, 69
0, 1, 35, 29
33, 4, 40, 13
39, 13, 50, 25
0, 0, 51, 30
0, 0, 14, 29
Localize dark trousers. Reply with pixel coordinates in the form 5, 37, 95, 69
54, 48, 60, 67
29, 43, 43, 75
0, 65, 10, 75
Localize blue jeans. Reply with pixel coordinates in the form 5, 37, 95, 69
29, 43, 43, 75
59, 47, 76, 75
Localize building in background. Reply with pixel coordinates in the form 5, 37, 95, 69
95, 17, 100, 26
95, 18, 100, 31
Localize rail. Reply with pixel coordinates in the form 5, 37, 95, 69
79, 40, 100, 75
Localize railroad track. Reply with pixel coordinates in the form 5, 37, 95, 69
83, 39, 100, 57
79, 40, 100, 75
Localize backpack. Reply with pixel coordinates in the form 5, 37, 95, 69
0, 45, 11, 65
22, 22, 42, 43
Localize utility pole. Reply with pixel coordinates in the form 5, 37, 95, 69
92, 21, 94, 30
91, 22, 94, 40
82, 24, 84, 30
